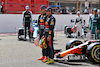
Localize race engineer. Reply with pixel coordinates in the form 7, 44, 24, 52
75, 11, 83, 38
89, 8, 100, 39
23, 6, 32, 41
42, 7, 56, 64
37, 5, 47, 60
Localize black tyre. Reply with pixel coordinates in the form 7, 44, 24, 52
64, 26, 67, 34
18, 35, 23, 40
66, 39, 83, 50
86, 43, 100, 63
18, 28, 24, 40
18, 28, 24, 35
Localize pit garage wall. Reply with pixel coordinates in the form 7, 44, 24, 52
0, 14, 89, 33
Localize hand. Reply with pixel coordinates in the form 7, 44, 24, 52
23, 24, 25, 27
97, 30, 100, 33
38, 34, 39, 36
42, 35, 45, 39
81, 25, 83, 28
89, 30, 91, 32
47, 35, 51, 41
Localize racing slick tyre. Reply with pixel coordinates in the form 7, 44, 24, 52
18, 34, 23, 40
66, 27, 72, 35
86, 43, 100, 63
18, 28, 24, 40
66, 39, 83, 50
64, 26, 67, 34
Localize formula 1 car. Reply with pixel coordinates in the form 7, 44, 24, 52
18, 20, 37, 40
64, 20, 89, 38
54, 39, 100, 63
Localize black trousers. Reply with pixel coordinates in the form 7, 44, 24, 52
25, 22, 31, 39
45, 33, 54, 59
39, 30, 46, 56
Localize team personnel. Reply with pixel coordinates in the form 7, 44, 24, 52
37, 5, 47, 60
75, 11, 83, 38
23, 6, 32, 41
89, 9, 94, 26
89, 8, 100, 39
42, 7, 56, 64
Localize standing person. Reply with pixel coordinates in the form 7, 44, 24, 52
71, 7, 76, 12
89, 8, 100, 39
23, 6, 32, 41
0, 5, 1, 14
88, 9, 94, 26
66, 6, 69, 14
1, 1, 4, 14
37, 5, 47, 60
55, 7, 60, 14
42, 7, 56, 64
75, 11, 83, 38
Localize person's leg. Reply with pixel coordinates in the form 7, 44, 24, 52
37, 34, 45, 60
28, 23, 31, 39
76, 24, 79, 37
49, 35, 54, 59
37, 31, 47, 60
46, 36, 54, 64
41, 31, 46, 57
42, 35, 50, 62
24, 22, 27, 40
79, 24, 82, 37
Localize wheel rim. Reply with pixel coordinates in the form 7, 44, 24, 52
94, 47, 100, 60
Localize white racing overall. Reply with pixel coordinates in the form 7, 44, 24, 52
75, 16, 83, 37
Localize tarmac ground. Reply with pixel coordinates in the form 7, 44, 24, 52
0, 32, 100, 67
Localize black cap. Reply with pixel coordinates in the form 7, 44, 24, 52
41, 5, 46, 9
46, 7, 52, 11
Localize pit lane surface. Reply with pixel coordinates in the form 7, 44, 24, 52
0, 33, 99, 67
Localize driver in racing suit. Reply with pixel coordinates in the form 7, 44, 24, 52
23, 6, 32, 41
37, 5, 47, 60
42, 7, 56, 64
75, 11, 83, 38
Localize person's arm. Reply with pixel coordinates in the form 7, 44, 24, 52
30, 11, 32, 24
47, 18, 55, 41
37, 15, 41, 34
22, 11, 25, 26
97, 16, 100, 31
88, 15, 91, 26
89, 18, 92, 30
75, 18, 77, 25
81, 17, 83, 26
49, 18, 55, 35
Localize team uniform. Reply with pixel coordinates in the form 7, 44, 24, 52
75, 15, 83, 37
89, 13, 93, 27
42, 13, 56, 64
89, 8, 100, 39
38, 13, 47, 58
37, 5, 47, 60
89, 14, 100, 39
23, 10, 32, 40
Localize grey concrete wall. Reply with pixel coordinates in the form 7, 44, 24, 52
0, 14, 89, 33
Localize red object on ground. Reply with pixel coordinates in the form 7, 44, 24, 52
37, 56, 45, 60
42, 57, 48, 62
